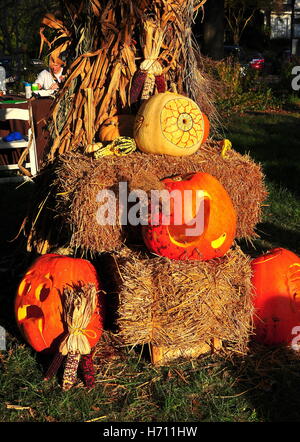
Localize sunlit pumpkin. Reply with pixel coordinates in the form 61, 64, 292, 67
15, 254, 103, 353
142, 172, 236, 260
251, 247, 300, 346
134, 92, 210, 157
98, 114, 136, 142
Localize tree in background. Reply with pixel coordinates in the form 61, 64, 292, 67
224, 0, 284, 46
202, 0, 225, 60
200, 0, 285, 60
0, 0, 59, 57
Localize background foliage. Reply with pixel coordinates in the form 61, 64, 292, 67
0, 0, 58, 57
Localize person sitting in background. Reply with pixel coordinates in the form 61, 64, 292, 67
35, 55, 65, 90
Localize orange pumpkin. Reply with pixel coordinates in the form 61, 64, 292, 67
15, 254, 103, 353
251, 247, 300, 346
201, 112, 210, 146
142, 172, 237, 260
98, 114, 136, 142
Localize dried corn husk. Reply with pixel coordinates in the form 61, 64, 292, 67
139, 19, 165, 76
59, 284, 98, 390
60, 284, 98, 356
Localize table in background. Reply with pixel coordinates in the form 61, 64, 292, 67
0, 95, 53, 169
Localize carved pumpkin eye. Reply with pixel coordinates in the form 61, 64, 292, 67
17, 279, 31, 297
35, 283, 51, 302
211, 233, 227, 249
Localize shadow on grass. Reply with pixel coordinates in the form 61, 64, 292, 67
226, 340, 300, 422
264, 164, 300, 199
256, 222, 300, 254
227, 112, 300, 197
237, 222, 300, 261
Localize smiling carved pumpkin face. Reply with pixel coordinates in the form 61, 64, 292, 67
15, 254, 103, 353
142, 172, 237, 261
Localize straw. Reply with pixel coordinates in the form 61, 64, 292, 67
26, 140, 267, 255
108, 245, 254, 359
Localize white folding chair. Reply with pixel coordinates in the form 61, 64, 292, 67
0, 105, 38, 183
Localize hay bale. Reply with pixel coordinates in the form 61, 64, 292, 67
107, 245, 254, 364
52, 141, 267, 254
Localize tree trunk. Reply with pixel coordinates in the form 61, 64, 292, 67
202, 0, 225, 60
264, 8, 271, 39
233, 30, 240, 45
0, 8, 13, 54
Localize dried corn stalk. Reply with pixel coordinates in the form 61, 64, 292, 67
39, 13, 71, 63
38, 0, 216, 161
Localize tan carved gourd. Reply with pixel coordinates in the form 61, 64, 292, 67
134, 92, 210, 157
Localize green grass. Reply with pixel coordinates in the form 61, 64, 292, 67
225, 110, 300, 256
1, 109, 300, 423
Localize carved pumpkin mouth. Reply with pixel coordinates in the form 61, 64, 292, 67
17, 305, 44, 322
17, 305, 45, 339
17, 304, 46, 347
167, 195, 210, 247
166, 194, 228, 251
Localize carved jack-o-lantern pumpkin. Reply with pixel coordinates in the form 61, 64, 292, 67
142, 172, 237, 260
134, 92, 210, 157
15, 254, 103, 353
251, 247, 300, 346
